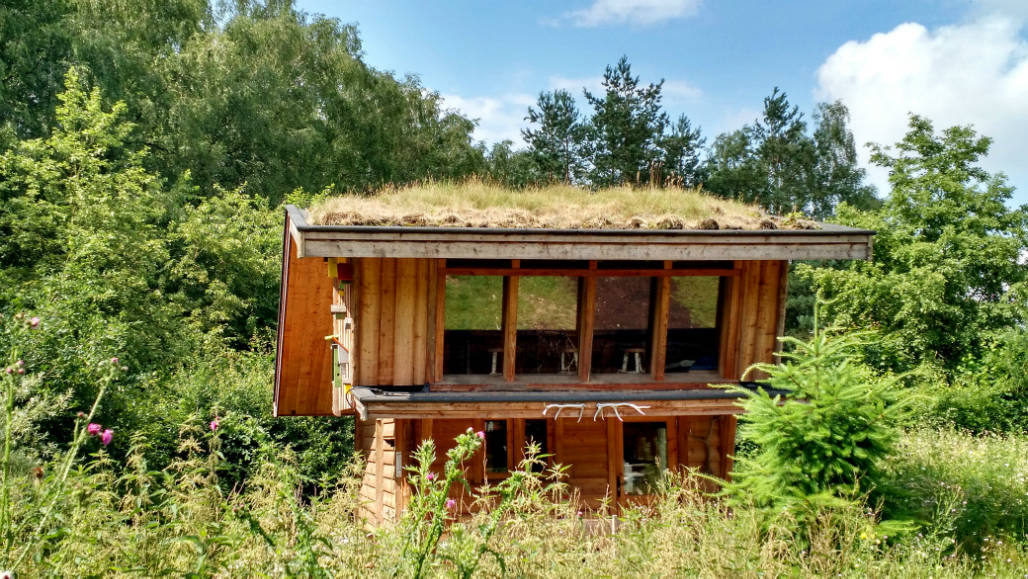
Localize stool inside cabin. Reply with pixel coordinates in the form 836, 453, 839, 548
559, 347, 579, 374
487, 348, 503, 376
620, 347, 646, 374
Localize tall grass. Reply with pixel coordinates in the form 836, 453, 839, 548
4, 423, 1026, 576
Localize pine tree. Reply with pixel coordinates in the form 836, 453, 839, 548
522, 89, 585, 184
583, 56, 667, 187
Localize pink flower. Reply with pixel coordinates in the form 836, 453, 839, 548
3, 368, 10, 375
87, 423, 102, 436
475, 430, 485, 440
15, 369, 23, 375
445, 498, 457, 510
100, 429, 113, 446
426, 472, 437, 481
29, 317, 40, 328
210, 418, 219, 431
15, 360, 23, 367
110, 357, 119, 365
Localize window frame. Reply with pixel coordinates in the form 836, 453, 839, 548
436, 259, 739, 384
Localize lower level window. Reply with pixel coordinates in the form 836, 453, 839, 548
622, 422, 668, 495
484, 420, 508, 473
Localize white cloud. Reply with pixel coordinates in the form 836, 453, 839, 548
548, 75, 605, 96
439, 93, 535, 147
663, 79, 703, 102
564, 0, 701, 28
816, 16, 1028, 198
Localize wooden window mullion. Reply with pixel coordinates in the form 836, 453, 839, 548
650, 262, 672, 381
502, 265, 519, 382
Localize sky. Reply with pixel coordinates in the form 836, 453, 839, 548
297, 0, 1028, 206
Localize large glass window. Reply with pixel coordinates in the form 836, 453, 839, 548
665, 277, 720, 374
592, 277, 652, 374
622, 422, 668, 495
516, 277, 578, 374
443, 276, 503, 375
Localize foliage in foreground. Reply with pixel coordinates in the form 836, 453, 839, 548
1, 417, 1025, 577
726, 318, 904, 523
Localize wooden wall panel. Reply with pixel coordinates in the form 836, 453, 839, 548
274, 222, 335, 416
377, 259, 397, 384
734, 260, 786, 379
392, 259, 417, 385
356, 258, 436, 387
357, 259, 381, 386
557, 419, 612, 506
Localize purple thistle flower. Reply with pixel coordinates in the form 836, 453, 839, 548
210, 418, 219, 431
29, 317, 40, 328
15, 360, 24, 367
100, 429, 113, 446
445, 498, 457, 510
110, 357, 119, 365
87, 423, 102, 436
426, 471, 437, 481
475, 430, 485, 440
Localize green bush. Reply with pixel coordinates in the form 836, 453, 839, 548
724, 315, 906, 524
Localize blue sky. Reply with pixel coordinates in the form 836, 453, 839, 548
297, 0, 1028, 206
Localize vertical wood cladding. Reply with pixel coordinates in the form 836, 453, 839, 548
355, 258, 436, 387
274, 226, 335, 416
727, 260, 787, 380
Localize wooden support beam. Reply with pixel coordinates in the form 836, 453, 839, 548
577, 276, 596, 383
433, 260, 446, 382
502, 274, 519, 382
650, 271, 671, 381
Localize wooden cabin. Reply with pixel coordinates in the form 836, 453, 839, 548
274, 189, 873, 524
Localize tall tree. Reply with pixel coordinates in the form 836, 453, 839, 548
522, 89, 585, 184
703, 128, 762, 204
583, 56, 667, 187
657, 114, 705, 188
801, 115, 1028, 373
751, 87, 814, 214
809, 101, 878, 218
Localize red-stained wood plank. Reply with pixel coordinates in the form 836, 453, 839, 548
274, 220, 335, 416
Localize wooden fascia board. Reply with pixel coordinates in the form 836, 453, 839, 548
355, 399, 744, 421
285, 204, 308, 258
284, 207, 874, 261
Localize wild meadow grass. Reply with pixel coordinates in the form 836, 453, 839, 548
3, 422, 1026, 576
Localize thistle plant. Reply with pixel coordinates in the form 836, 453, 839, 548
0, 313, 123, 571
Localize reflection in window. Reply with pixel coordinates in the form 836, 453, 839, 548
516, 277, 578, 374
484, 420, 508, 474
443, 276, 503, 375
592, 277, 652, 374
665, 277, 721, 373
622, 422, 668, 495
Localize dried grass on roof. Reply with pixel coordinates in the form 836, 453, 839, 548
308, 181, 819, 231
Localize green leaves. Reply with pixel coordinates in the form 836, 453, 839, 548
725, 317, 905, 521
804, 115, 1028, 374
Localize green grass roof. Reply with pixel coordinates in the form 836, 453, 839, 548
308, 181, 818, 231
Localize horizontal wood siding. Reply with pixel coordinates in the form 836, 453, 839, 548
558, 419, 614, 506
357, 417, 399, 524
